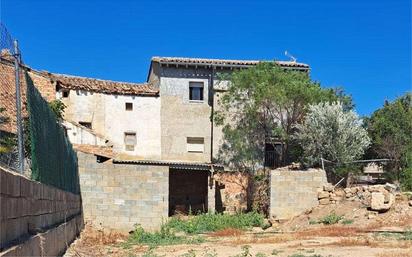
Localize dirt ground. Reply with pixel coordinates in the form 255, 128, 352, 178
64, 199, 412, 257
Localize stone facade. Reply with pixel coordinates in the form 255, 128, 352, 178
214, 172, 250, 214
269, 168, 327, 220
78, 152, 168, 232
0, 166, 83, 251
60, 90, 161, 159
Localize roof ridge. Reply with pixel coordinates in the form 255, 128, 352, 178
48, 72, 150, 86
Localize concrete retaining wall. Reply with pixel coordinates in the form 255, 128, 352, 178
0, 166, 83, 253
0, 215, 83, 257
78, 152, 169, 232
269, 168, 327, 220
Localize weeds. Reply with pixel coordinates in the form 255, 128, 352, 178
231, 245, 252, 257
125, 225, 204, 247
166, 212, 264, 234
341, 219, 354, 225
378, 229, 412, 241
256, 253, 268, 257
318, 213, 343, 225
271, 249, 282, 255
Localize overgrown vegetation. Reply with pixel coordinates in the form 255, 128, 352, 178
294, 102, 370, 168
214, 62, 352, 172
125, 212, 264, 248
48, 99, 66, 120
125, 225, 204, 248
365, 93, 412, 190
165, 212, 264, 234
318, 213, 344, 225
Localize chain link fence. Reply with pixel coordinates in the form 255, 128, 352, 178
0, 22, 27, 173
0, 23, 80, 193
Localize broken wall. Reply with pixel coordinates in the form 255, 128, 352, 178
269, 168, 327, 220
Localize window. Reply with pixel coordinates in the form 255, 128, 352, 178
79, 122, 92, 129
125, 102, 133, 111
187, 137, 204, 153
62, 91, 69, 98
189, 82, 204, 101
124, 132, 137, 151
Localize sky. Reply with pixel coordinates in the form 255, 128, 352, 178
0, 0, 410, 115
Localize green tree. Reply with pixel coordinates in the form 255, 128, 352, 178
365, 93, 412, 189
294, 102, 370, 167
214, 62, 351, 172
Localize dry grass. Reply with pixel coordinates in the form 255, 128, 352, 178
376, 251, 412, 257
229, 234, 295, 245
322, 237, 412, 249
296, 226, 359, 238
79, 226, 127, 246
209, 228, 244, 237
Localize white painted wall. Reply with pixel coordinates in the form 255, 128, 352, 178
59, 90, 161, 159
63, 121, 107, 146
104, 94, 161, 159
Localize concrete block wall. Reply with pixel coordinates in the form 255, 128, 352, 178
269, 168, 327, 220
77, 152, 169, 232
0, 166, 82, 250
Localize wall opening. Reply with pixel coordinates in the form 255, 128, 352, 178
169, 169, 208, 216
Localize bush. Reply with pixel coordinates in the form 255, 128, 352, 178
165, 212, 264, 234
401, 165, 412, 191
319, 213, 343, 225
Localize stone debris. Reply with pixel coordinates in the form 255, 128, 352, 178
370, 192, 395, 211
317, 184, 396, 212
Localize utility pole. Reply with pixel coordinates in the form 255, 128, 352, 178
14, 40, 24, 173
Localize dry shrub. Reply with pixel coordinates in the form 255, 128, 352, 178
325, 237, 412, 249
80, 226, 127, 246
329, 237, 380, 247
210, 228, 244, 237
296, 226, 359, 238
231, 234, 295, 245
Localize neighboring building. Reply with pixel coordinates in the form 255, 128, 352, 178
45, 73, 162, 160
1, 55, 310, 231
147, 57, 310, 165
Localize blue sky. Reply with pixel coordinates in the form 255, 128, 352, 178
1, 0, 410, 115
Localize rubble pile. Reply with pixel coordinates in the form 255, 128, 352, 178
317, 184, 401, 212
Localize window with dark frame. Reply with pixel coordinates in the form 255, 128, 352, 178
124, 132, 137, 151
125, 102, 133, 111
189, 82, 204, 101
187, 137, 204, 153
62, 91, 69, 98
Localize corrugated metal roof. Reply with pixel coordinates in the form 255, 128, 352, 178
113, 159, 224, 170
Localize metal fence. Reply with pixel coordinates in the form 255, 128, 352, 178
0, 23, 80, 193
0, 22, 26, 173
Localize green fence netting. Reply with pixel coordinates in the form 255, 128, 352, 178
26, 72, 80, 194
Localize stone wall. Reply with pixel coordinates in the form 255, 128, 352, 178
78, 152, 168, 232
214, 172, 250, 214
0, 166, 83, 252
269, 168, 327, 220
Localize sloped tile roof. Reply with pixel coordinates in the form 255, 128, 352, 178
72, 144, 114, 158
151, 56, 310, 69
0, 59, 56, 133
44, 73, 159, 96
0, 59, 28, 134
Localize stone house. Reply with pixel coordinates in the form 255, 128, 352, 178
1, 55, 310, 231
